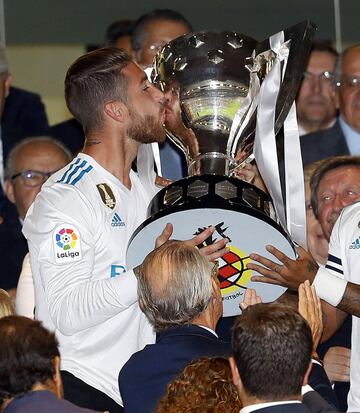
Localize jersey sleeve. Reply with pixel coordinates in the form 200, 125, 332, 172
23, 184, 139, 335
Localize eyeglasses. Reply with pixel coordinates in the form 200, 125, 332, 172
337, 75, 360, 89
303, 70, 335, 84
11, 170, 58, 187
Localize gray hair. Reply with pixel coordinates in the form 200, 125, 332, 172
0, 45, 8, 74
4, 136, 72, 179
136, 240, 214, 331
310, 155, 360, 218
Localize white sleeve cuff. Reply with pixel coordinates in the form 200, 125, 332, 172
312, 267, 347, 307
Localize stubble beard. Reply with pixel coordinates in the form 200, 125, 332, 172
127, 107, 166, 144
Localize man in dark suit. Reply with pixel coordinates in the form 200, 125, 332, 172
119, 240, 229, 413
229, 302, 340, 413
301, 44, 360, 165
0, 316, 100, 413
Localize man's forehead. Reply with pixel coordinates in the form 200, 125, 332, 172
308, 51, 336, 69
342, 47, 360, 74
321, 165, 360, 183
122, 61, 147, 82
15, 142, 66, 164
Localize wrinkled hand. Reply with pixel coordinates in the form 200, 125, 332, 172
240, 288, 262, 311
248, 245, 319, 290
155, 224, 229, 262
323, 346, 351, 382
298, 280, 323, 351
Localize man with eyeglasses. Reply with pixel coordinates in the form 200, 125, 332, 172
131, 9, 192, 181
296, 41, 338, 136
300, 44, 360, 165
0, 136, 71, 302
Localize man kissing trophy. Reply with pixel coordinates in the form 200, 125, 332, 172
127, 21, 316, 316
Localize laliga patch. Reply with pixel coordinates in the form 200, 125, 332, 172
96, 183, 116, 210
53, 224, 82, 264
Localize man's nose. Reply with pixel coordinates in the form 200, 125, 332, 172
311, 76, 322, 93
332, 194, 347, 212
151, 84, 165, 104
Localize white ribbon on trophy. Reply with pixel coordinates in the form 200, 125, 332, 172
253, 31, 307, 248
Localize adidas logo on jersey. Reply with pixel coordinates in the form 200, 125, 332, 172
111, 213, 125, 227
350, 237, 360, 249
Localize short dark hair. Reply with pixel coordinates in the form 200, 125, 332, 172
105, 19, 135, 47
131, 9, 192, 52
0, 316, 60, 402
231, 303, 312, 400
65, 47, 132, 133
310, 155, 360, 218
310, 40, 338, 58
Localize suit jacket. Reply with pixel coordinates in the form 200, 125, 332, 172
3, 390, 100, 413
48, 118, 85, 156
300, 119, 349, 166
303, 391, 342, 413
0, 197, 28, 290
2, 86, 48, 163
119, 324, 230, 413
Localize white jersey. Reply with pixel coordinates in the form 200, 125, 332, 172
326, 201, 360, 412
23, 152, 157, 406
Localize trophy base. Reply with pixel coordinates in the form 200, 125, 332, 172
127, 175, 294, 317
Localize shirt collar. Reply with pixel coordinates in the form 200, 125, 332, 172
339, 116, 360, 155
240, 400, 301, 413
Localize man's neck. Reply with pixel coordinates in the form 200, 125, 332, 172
83, 129, 139, 189
192, 307, 219, 332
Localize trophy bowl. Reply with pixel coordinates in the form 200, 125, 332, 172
127, 22, 316, 316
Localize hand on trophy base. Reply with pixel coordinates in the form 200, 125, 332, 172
155, 223, 229, 262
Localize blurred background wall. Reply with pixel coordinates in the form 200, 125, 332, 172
2, 0, 359, 125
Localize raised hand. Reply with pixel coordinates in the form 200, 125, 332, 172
298, 280, 323, 351
247, 244, 319, 290
239, 288, 262, 311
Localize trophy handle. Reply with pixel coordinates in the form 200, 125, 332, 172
236, 20, 317, 162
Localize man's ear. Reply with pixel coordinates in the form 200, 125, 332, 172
104, 101, 127, 123
3, 180, 15, 204
53, 356, 63, 398
302, 361, 313, 386
4, 73, 12, 98
229, 356, 241, 387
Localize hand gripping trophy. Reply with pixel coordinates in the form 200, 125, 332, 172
127, 21, 316, 316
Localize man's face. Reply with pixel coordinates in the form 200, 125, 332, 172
115, 35, 134, 58
305, 182, 328, 265
0, 72, 11, 120
123, 62, 166, 144
296, 51, 337, 131
338, 46, 360, 132
4, 142, 69, 219
316, 166, 360, 240
137, 19, 190, 68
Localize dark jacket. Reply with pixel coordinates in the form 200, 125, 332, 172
119, 324, 230, 413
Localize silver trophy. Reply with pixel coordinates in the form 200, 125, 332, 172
127, 22, 316, 316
